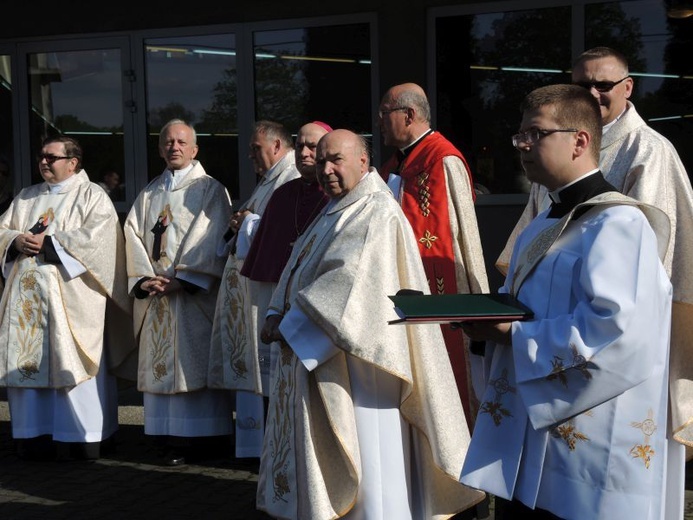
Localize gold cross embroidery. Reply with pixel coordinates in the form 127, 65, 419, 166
419, 230, 438, 249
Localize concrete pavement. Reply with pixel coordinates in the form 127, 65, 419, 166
2, 381, 693, 519
0, 382, 272, 520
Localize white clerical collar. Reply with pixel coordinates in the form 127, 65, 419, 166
602, 106, 627, 135
549, 168, 600, 203
45, 171, 79, 194
399, 129, 434, 154
164, 162, 194, 189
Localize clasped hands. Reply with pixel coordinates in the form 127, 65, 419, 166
140, 275, 182, 297
14, 233, 45, 257
228, 209, 252, 234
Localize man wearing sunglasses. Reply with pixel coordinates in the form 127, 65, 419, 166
0, 135, 133, 461
498, 47, 693, 460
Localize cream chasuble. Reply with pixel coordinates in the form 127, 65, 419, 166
210, 152, 300, 395
256, 170, 484, 520
0, 171, 132, 389
209, 153, 299, 456
124, 161, 231, 394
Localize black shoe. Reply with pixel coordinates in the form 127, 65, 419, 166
70, 441, 101, 460
162, 448, 188, 467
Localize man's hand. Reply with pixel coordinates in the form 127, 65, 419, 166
228, 209, 253, 234
140, 276, 182, 296
261, 314, 284, 344
14, 233, 45, 256
459, 320, 512, 346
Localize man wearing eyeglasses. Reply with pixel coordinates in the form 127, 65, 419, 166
497, 47, 693, 459
461, 84, 681, 520
0, 135, 133, 461
378, 82, 489, 434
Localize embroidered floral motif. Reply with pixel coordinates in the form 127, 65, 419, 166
479, 367, 515, 426
270, 344, 298, 503
15, 268, 44, 382
225, 266, 248, 380
630, 409, 657, 468
547, 343, 593, 386
511, 217, 568, 294
552, 418, 590, 450
148, 296, 173, 382
419, 230, 438, 249
416, 171, 431, 217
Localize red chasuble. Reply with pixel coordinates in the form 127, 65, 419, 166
381, 131, 479, 423
241, 178, 328, 283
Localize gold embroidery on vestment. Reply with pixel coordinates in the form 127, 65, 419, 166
552, 418, 590, 450
436, 276, 445, 294
547, 343, 593, 386
148, 296, 173, 382
226, 266, 248, 380
15, 267, 44, 381
479, 367, 515, 426
419, 230, 438, 249
630, 409, 657, 468
416, 171, 431, 216
270, 343, 298, 503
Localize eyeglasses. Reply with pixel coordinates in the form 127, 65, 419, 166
378, 106, 409, 118
512, 128, 578, 149
573, 76, 629, 93
36, 154, 73, 164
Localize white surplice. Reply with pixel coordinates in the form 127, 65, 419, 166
464, 200, 680, 519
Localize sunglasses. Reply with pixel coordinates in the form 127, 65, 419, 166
573, 76, 629, 93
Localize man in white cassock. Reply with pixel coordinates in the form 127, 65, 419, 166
461, 84, 682, 519
0, 135, 132, 460
124, 119, 232, 466
256, 129, 484, 519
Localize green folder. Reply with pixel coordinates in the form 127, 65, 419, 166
388, 292, 534, 324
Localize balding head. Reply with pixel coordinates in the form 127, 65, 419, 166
295, 122, 331, 180
316, 129, 369, 198
378, 82, 431, 148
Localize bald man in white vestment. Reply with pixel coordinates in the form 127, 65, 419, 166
256, 129, 484, 519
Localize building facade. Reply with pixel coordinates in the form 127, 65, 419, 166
1, 0, 691, 289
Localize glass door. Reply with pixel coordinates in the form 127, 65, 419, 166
17, 37, 134, 214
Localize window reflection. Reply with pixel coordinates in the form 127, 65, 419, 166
145, 34, 239, 197
27, 49, 124, 189
253, 24, 372, 135
585, 0, 693, 183
436, 8, 572, 195
0, 55, 12, 209
435, 1, 693, 195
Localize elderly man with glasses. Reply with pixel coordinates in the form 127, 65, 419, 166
378, 82, 489, 434
497, 47, 693, 464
